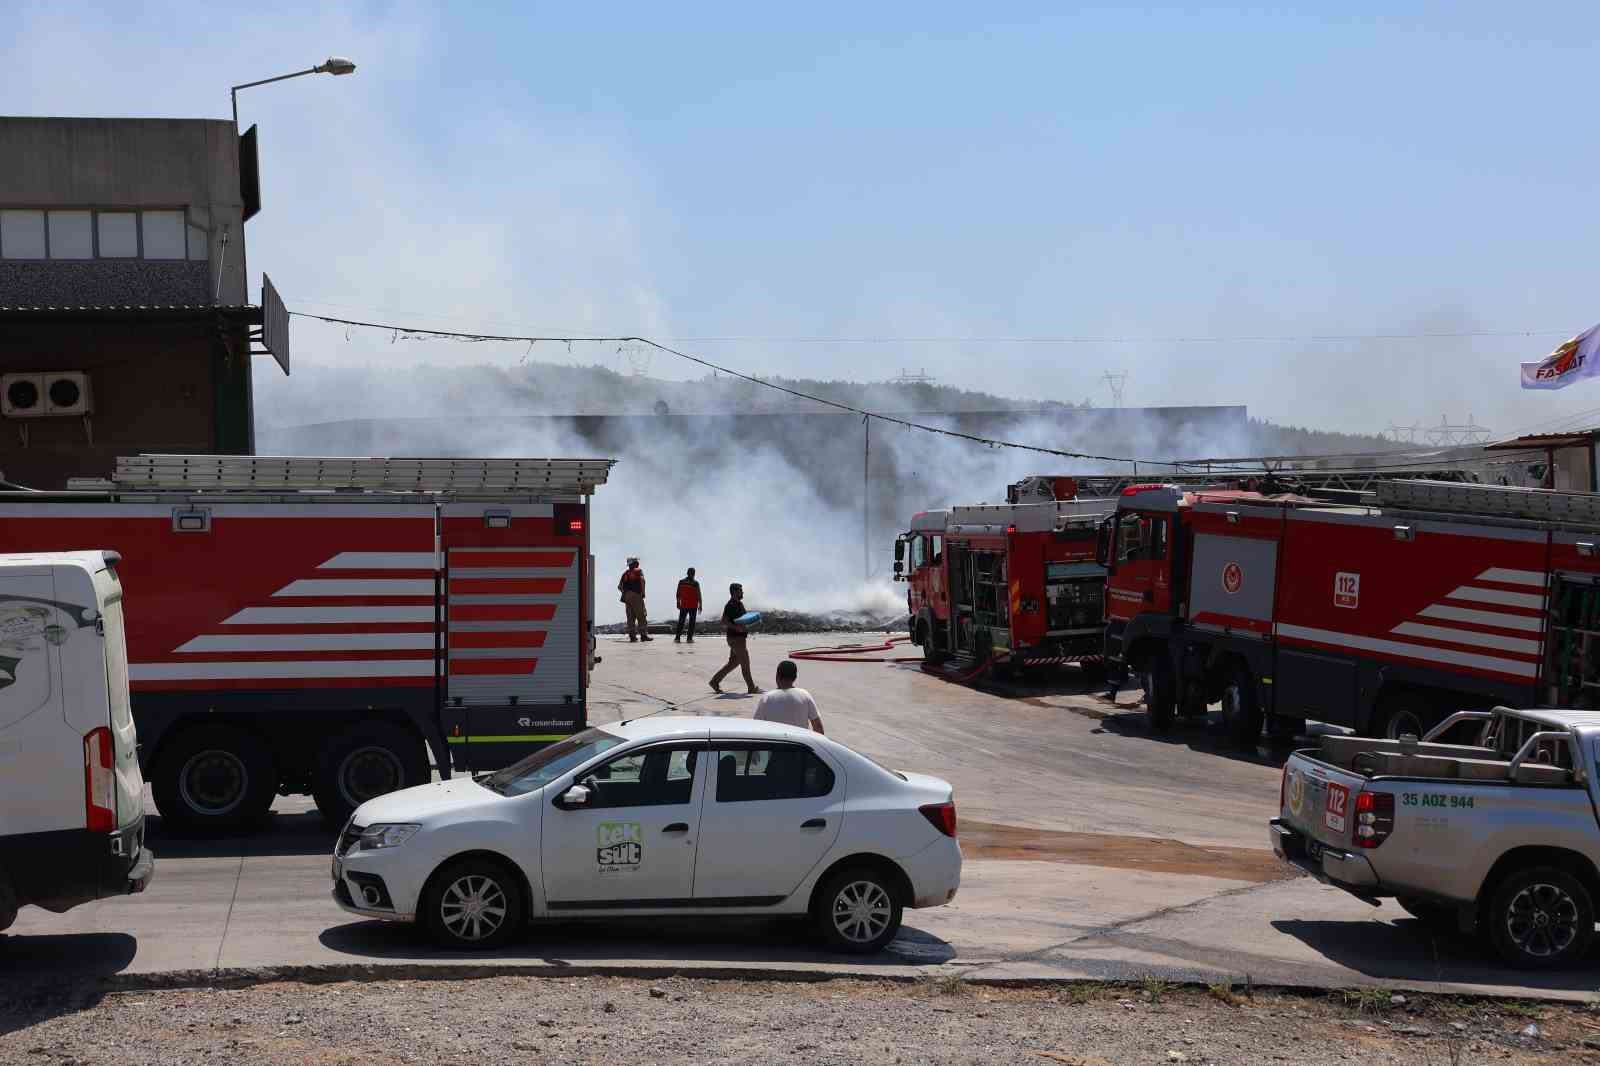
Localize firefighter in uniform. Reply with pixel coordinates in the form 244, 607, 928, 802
710, 582, 761, 694
674, 567, 702, 643
618, 557, 651, 642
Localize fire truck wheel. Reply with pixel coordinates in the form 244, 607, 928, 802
1220, 664, 1263, 747
1486, 866, 1594, 969
314, 722, 430, 825
920, 622, 946, 665
1141, 655, 1176, 731
1374, 698, 1431, 740
0, 866, 16, 932
152, 724, 278, 833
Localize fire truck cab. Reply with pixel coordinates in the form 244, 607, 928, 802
1102, 479, 1600, 745
0, 454, 614, 833
898, 498, 1111, 674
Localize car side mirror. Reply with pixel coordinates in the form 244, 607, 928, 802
559, 784, 591, 808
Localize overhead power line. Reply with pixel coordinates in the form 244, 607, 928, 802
287, 310, 1546, 475
287, 300, 1571, 345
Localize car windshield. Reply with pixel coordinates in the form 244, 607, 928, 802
478, 728, 628, 797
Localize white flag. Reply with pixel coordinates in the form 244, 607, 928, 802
1522, 323, 1600, 390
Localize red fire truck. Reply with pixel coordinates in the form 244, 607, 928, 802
1102, 478, 1600, 744
0, 453, 613, 832
896, 485, 1113, 674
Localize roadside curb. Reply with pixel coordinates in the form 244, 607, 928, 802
2, 960, 1590, 1006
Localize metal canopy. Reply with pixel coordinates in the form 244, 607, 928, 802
1376, 478, 1600, 526
113, 454, 616, 495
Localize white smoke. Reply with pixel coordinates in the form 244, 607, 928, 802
256, 361, 1277, 624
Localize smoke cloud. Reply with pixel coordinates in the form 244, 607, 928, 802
257, 361, 1277, 624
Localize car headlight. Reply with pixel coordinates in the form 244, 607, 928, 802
356, 823, 420, 850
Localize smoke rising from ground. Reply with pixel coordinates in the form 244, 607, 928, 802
257, 362, 1283, 624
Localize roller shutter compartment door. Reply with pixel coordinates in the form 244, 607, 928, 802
446, 548, 580, 706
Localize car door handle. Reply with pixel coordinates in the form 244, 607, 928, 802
662, 823, 689, 833
801, 818, 826, 829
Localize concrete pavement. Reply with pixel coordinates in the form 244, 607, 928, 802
5, 631, 1599, 999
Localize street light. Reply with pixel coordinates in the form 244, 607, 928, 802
231, 57, 357, 126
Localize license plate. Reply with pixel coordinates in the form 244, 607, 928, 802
1324, 782, 1350, 835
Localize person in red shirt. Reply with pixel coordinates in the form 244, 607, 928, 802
674, 567, 702, 643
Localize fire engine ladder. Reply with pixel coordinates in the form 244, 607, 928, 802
1374, 478, 1600, 526
110, 454, 616, 494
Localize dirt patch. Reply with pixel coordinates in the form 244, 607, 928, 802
0, 975, 1590, 1065
961, 821, 1292, 884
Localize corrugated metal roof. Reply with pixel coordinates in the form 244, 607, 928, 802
1484, 430, 1600, 450
0, 304, 259, 314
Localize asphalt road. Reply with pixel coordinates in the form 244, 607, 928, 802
5, 631, 1599, 999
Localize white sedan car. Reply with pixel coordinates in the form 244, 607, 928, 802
332, 717, 961, 953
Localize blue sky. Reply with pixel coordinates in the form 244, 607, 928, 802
9, 1, 1600, 437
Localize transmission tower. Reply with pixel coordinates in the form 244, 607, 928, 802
1103, 370, 1129, 407
1422, 414, 1493, 447
894, 368, 935, 385
1385, 422, 1422, 443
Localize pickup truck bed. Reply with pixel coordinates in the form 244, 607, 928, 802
1270, 707, 1600, 969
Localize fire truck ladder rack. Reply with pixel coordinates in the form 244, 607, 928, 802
1375, 478, 1600, 526
111, 454, 616, 495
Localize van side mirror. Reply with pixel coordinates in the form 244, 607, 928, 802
559, 784, 591, 808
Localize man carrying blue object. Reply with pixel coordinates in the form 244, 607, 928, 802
710, 581, 761, 695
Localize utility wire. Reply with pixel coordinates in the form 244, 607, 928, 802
289, 311, 1214, 467
287, 300, 1571, 345
287, 310, 1552, 475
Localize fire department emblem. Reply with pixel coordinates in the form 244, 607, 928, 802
1221, 562, 1244, 596
1287, 768, 1305, 815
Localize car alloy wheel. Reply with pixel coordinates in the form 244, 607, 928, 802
439, 874, 509, 943
832, 879, 893, 945
1504, 881, 1580, 959
178, 749, 248, 816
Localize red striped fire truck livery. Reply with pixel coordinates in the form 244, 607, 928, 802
0, 454, 614, 832
1102, 478, 1600, 745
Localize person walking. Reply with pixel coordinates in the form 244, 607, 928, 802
710, 582, 760, 694
753, 660, 824, 734
618, 557, 651, 642
674, 567, 702, 643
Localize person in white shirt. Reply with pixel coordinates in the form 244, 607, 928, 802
752, 660, 825, 734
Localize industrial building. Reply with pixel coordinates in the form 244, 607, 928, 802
0, 116, 287, 488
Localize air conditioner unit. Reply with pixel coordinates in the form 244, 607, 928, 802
1, 374, 44, 418
44, 372, 92, 416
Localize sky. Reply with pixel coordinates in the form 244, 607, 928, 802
8, 1, 1600, 440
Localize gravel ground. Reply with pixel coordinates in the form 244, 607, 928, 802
3, 975, 1598, 1065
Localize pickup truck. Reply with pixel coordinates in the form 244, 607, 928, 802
1270, 706, 1600, 969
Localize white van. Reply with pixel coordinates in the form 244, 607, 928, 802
0, 551, 153, 931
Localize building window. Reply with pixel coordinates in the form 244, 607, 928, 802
97, 212, 138, 258
141, 210, 186, 259
0, 210, 45, 258
47, 210, 93, 259
0, 207, 204, 260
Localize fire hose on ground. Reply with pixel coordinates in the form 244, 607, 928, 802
787, 636, 1000, 683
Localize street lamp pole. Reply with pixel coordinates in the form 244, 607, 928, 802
230, 56, 357, 127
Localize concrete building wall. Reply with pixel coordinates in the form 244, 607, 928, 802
0, 117, 246, 305
0, 317, 254, 488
